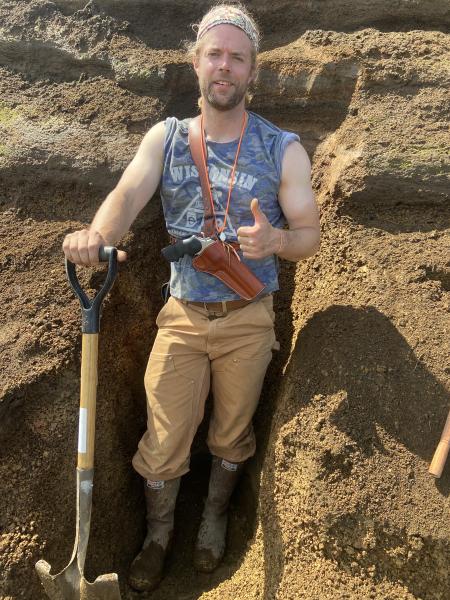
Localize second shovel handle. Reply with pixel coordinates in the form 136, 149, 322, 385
77, 334, 99, 470
429, 409, 450, 478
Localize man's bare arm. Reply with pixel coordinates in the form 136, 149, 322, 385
237, 141, 320, 262
276, 141, 320, 261
63, 121, 166, 265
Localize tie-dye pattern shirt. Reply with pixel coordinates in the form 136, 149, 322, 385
161, 111, 299, 301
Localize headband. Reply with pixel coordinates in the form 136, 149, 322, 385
197, 6, 259, 52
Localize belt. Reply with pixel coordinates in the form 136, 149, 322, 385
175, 296, 271, 320
176, 297, 255, 314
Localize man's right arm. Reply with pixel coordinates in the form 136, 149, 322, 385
63, 121, 166, 265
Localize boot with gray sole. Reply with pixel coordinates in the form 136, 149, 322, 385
194, 456, 244, 572
129, 477, 181, 592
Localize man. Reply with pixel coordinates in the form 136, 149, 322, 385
63, 3, 320, 592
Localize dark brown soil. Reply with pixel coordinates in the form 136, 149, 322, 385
0, 2, 449, 599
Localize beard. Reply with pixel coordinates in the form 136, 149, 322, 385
200, 78, 248, 111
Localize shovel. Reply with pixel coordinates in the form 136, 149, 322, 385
35, 246, 122, 600
429, 409, 450, 478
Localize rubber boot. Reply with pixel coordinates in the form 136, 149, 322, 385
129, 477, 181, 592
194, 456, 244, 572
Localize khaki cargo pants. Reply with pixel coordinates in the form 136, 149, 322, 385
132, 294, 277, 481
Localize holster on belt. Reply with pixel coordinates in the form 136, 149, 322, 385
188, 116, 266, 301
192, 239, 265, 301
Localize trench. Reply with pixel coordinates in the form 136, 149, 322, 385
0, 199, 295, 599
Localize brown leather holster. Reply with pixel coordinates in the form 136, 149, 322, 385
192, 239, 265, 301
188, 116, 265, 301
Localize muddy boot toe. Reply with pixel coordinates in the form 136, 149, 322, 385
129, 540, 167, 592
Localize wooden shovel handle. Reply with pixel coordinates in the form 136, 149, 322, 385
429, 410, 450, 478
77, 334, 99, 470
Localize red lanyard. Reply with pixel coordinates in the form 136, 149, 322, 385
200, 111, 248, 240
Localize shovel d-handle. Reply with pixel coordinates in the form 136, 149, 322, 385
429, 409, 450, 478
66, 246, 118, 470
65, 246, 118, 334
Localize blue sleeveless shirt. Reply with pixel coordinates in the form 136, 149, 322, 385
160, 111, 299, 301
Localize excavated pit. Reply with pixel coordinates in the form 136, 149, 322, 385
1, 2, 449, 600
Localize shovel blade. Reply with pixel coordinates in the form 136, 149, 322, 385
36, 559, 121, 600
81, 573, 122, 600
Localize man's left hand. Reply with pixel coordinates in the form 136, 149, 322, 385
237, 198, 280, 259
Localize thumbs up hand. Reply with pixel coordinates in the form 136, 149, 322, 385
237, 198, 280, 259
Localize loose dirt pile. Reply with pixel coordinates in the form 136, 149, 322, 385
0, 2, 449, 599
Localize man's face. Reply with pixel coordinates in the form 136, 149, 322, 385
193, 24, 255, 112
